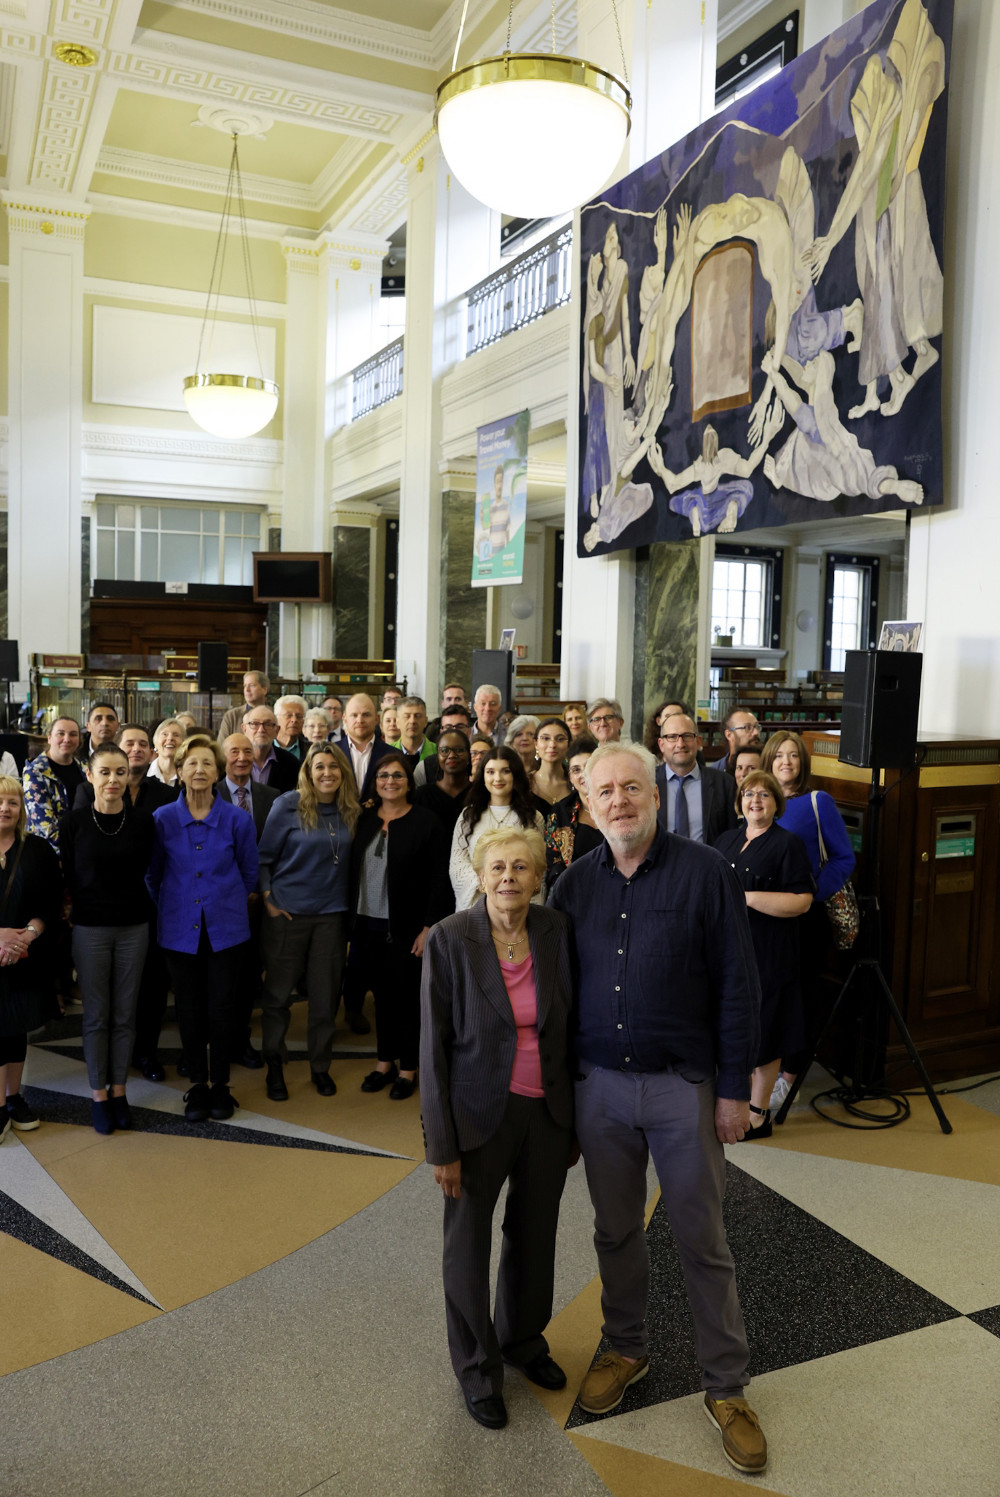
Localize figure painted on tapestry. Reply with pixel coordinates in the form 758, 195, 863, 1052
576, 0, 950, 558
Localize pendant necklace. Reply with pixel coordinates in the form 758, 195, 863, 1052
91, 805, 127, 837
488, 804, 512, 826
492, 931, 528, 961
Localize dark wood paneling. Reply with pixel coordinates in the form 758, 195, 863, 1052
89, 597, 267, 668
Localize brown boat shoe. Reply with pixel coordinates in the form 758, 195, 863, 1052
703, 1394, 768, 1473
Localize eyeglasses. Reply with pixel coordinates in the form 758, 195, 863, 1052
376, 772, 407, 783
660, 732, 698, 745
732, 721, 760, 734
244, 720, 275, 730
439, 747, 467, 759
589, 714, 621, 726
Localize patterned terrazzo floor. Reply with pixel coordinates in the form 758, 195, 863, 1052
1, 1003, 996, 1497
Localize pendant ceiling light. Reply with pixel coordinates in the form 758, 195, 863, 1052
184, 130, 278, 439
435, 0, 631, 220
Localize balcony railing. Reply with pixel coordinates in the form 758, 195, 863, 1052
351, 335, 404, 421
466, 225, 573, 357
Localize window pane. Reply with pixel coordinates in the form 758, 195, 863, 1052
96, 502, 114, 526
225, 511, 243, 536
203, 535, 219, 582
202, 510, 219, 533
160, 534, 200, 580
160, 506, 196, 533
116, 529, 135, 581
141, 507, 159, 531
140, 533, 158, 581
243, 514, 261, 547
96, 532, 114, 577
223, 540, 244, 585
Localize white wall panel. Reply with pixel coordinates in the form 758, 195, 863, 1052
92, 304, 277, 412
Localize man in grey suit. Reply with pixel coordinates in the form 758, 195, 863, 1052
420, 827, 575, 1430
655, 713, 738, 845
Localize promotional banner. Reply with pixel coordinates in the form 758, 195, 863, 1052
577, 0, 952, 557
472, 410, 529, 587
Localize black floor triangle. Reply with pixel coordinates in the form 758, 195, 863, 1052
568, 1160, 961, 1424
0, 1190, 158, 1306
21, 1087, 402, 1158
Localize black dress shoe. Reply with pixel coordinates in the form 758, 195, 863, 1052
388, 1075, 416, 1101
310, 1070, 337, 1096
515, 1353, 567, 1391
138, 1054, 166, 1083
234, 1044, 264, 1070
209, 1084, 238, 1121
111, 1095, 134, 1131
463, 1391, 507, 1430
183, 1083, 211, 1122
265, 1057, 289, 1101
360, 1064, 397, 1093
91, 1099, 115, 1135
347, 1011, 371, 1035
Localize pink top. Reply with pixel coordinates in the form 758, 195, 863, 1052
500, 953, 544, 1098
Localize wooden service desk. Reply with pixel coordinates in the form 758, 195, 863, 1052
804, 731, 1000, 1085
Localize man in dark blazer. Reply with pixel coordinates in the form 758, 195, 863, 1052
216, 732, 279, 1069
420, 876, 575, 1429
242, 705, 300, 793
655, 713, 738, 845
341, 692, 395, 802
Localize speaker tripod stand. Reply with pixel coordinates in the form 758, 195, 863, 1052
774, 767, 952, 1136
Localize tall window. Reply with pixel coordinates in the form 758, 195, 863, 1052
94, 502, 262, 587
712, 546, 783, 648
716, 12, 800, 110
824, 554, 881, 670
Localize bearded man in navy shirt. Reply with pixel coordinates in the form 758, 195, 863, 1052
550, 740, 768, 1475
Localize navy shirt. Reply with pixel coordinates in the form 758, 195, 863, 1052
550, 824, 760, 1101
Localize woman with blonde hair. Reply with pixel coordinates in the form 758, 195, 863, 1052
258, 742, 360, 1101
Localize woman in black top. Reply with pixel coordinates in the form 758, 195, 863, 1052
713, 770, 814, 1138
61, 744, 155, 1134
543, 735, 603, 895
348, 752, 451, 1100
0, 775, 60, 1140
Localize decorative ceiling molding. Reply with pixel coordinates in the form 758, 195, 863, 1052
515, 0, 577, 56
0, 26, 42, 59
718, 0, 778, 43
0, 60, 17, 154
29, 58, 99, 192
51, 0, 116, 49
83, 423, 281, 464
94, 144, 320, 209
84, 273, 286, 318
86, 187, 290, 240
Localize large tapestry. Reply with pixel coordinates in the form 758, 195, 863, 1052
577, 0, 952, 557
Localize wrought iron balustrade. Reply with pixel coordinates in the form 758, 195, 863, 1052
350, 335, 404, 420
466, 225, 573, 356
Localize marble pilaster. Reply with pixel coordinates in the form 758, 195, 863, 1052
332, 526, 371, 658
638, 539, 701, 727
440, 490, 487, 691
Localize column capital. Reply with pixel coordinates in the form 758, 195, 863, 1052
320, 230, 389, 278
281, 236, 323, 276
2, 193, 90, 243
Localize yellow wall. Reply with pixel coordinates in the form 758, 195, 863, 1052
0, 282, 8, 416
84, 213, 287, 305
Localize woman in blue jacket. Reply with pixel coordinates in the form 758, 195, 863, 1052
761, 731, 855, 1109
146, 736, 258, 1123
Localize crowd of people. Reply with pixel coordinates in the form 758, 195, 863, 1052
0, 679, 858, 1473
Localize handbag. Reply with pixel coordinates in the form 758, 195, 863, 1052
810, 792, 860, 950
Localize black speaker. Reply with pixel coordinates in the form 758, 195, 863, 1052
0, 640, 18, 681
197, 641, 229, 693
839, 650, 922, 768
472, 649, 515, 712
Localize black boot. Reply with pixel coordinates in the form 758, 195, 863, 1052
265, 1056, 288, 1101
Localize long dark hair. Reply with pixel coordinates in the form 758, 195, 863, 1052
460, 743, 536, 847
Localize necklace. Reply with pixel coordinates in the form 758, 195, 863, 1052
91, 804, 127, 836
488, 804, 513, 826
491, 930, 528, 961
320, 803, 340, 864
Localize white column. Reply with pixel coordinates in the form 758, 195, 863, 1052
561, 0, 718, 716
395, 141, 495, 704
279, 238, 331, 676
3, 196, 89, 659
323, 233, 388, 380
905, 0, 1000, 735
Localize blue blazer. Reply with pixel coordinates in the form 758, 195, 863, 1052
146, 793, 259, 954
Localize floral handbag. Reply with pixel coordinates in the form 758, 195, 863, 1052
810, 792, 860, 950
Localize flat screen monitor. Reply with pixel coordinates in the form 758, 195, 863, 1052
253, 552, 332, 604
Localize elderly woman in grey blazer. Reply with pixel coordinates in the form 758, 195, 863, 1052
420, 825, 575, 1432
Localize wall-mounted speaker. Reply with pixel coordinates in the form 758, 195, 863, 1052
0, 640, 19, 682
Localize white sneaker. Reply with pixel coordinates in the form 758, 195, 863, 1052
769, 1075, 791, 1111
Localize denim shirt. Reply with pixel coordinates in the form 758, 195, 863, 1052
550, 824, 760, 1101
146, 794, 258, 954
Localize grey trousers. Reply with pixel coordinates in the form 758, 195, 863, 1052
442, 1092, 573, 1401
73, 923, 149, 1091
260, 911, 347, 1072
574, 1063, 750, 1400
